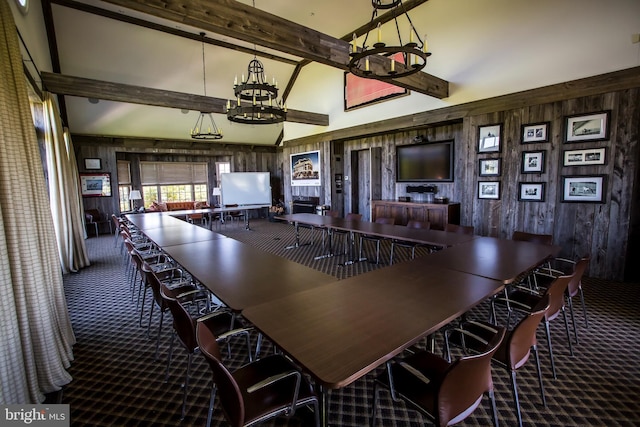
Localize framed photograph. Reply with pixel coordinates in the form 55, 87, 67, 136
521, 122, 549, 143
478, 181, 500, 200
80, 173, 112, 197
521, 150, 546, 174
84, 158, 102, 170
479, 158, 501, 177
563, 147, 607, 166
561, 175, 606, 203
564, 111, 610, 143
478, 124, 502, 153
290, 150, 321, 186
518, 182, 546, 202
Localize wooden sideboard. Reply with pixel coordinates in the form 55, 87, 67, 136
371, 200, 460, 230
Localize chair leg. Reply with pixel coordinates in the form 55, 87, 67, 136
562, 308, 574, 356
510, 369, 523, 427
154, 310, 165, 361
488, 389, 500, 427
579, 287, 589, 328
567, 296, 579, 345
165, 332, 175, 383
543, 321, 557, 380
389, 242, 396, 265
532, 345, 546, 407
181, 353, 192, 420
206, 384, 216, 427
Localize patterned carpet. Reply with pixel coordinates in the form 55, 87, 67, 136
60, 219, 640, 426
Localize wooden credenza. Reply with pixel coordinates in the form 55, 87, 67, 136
371, 200, 460, 230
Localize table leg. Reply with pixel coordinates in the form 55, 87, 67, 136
285, 221, 301, 249
319, 385, 329, 427
243, 209, 251, 230
314, 227, 335, 260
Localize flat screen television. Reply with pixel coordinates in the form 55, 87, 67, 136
396, 140, 454, 182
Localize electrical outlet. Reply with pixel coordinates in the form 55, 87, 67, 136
632, 33, 640, 44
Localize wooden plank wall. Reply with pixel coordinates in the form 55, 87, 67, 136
333, 88, 639, 281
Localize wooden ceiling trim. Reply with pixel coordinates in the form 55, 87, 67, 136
50, 0, 299, 66
41, 72, 329, 126
99, 0, 448, 98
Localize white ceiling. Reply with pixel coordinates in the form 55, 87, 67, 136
31, 0, 640, 146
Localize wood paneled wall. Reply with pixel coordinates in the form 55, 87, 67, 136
330, 89, 639, 280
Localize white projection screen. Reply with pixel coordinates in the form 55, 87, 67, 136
220, 172, 272, 206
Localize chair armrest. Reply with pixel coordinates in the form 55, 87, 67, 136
216, 327, 253, 342
246, 369, 302, 416
196, 309, 230, 322
445, 327, 490, 346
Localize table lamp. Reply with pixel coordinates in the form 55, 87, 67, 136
212, 187, 221, 207
129, 190, 142, 211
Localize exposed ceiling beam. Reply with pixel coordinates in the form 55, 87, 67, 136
50, 0, 299, 66
99, 0, 449, 99
41, 72, 329, 126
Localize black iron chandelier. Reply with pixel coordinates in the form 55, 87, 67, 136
191, 32, 223, 140
349, 0, 430, 80
226, 56, 287, 125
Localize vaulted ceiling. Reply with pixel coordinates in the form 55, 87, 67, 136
32, 0, 640, 147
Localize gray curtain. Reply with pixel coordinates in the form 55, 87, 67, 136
0, 0, 75, 403
43, 92, 90, 273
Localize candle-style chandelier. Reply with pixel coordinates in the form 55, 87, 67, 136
191, 32, 223, 140
349, 0, 430, 80
226, 56, 287, 125
226, 0, 286, 125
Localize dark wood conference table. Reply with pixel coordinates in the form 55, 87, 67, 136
242, 261, 505, 426
421, 236, 561, 284
277, 213, 477, 261
141, 224, 227, 247
167, 204, 270, 230
125, 212, 187, 229
160, 238, 335, 311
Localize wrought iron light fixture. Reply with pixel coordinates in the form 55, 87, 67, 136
191, 32, 223, 140
226, 1, 286, 125
349, 0, 430, 80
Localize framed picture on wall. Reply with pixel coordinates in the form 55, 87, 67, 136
478, 124, 502, 153
561, 175, 606, 203
518, 182, 545, 202
478, 181, 500, 200
563, 147, 606, 166
521, 150, 546, 174
80, 173, 112, 197
84, 158, 102, 170
521, 122, 550, 143
479, 158, 501, 177
564, 111, 610, 143
290, 150, 321, 186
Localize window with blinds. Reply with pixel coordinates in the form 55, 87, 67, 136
140, 161, 209, 207
117, 161, 132, 212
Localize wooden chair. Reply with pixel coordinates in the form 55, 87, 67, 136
389, 220, 431, 265
196, 319, 320, 427
370, 326, 506, 427
358, 217, 396, 264
160, 283, 253, 420
491, 273, 574, 379
224, 204, 245, 227
445, 295, 550, 427
84, 208, 112, 236
445, 223, 474, 235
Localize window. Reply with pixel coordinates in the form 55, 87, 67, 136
140, 162, 208, 208
216, 162, 230, 187
117, 161, 132, 212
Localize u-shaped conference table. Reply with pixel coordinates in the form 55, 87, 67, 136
126, 211, 559, 426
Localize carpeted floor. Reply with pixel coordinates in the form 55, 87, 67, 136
60, 219, 640, 426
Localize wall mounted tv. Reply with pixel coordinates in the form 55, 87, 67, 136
396, 140, 455, 182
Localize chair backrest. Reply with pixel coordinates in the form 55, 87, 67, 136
160, 283, 198, 352
345, 213, 362, 221
406, 220, 430, 230
375, 217, 395, 225
445, 224, 474, 235
325, 210, 340, 218
568, 255, 590, 296
507, 294, 549, 369
543, 273, 573, 321
512, 231, 553, 246
197, 321, 245, 427
438, 327, 505, 425
85, 208, 103, 221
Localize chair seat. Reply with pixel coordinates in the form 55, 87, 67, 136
234, 355, 318, 425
